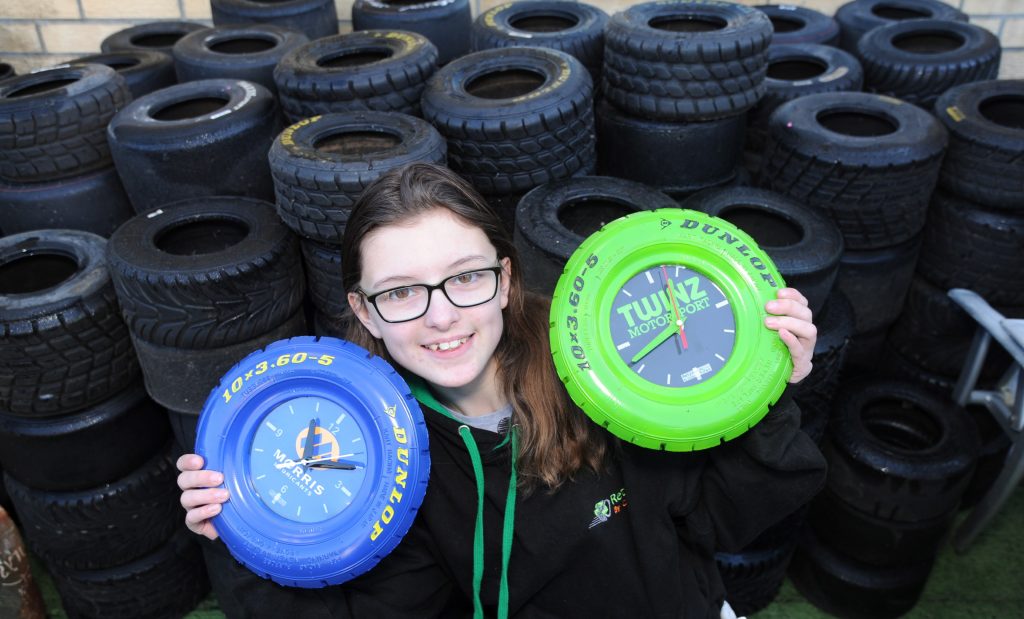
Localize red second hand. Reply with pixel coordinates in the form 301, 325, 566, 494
661, 265, 688, 350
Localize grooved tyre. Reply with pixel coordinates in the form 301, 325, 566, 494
421, 47, 595, 196
759, 91, 947, 250
269, 112, 446, 242
935, 79, 1024, 210
755, 5, 840, 46
834, 233, 921, 334
300, 239, 345, 316
172, 24, 309, 94
71, 51, 176, 99
107, 197, 305, 349
514, 176, 677, 295
274, 31, 438, 123
717, 543, 796, 616
5, 442, 181, 571
0, 230, 138, 417
101, 21, 209, 55
834, 0, 967, 53
0, 165, 134, 237
603, 1, 771, 121
107, 78, 282, 212
0, 381, 169, 492
471, 1, 608, 80
792, 290, 854, 445
917, 191, 1024, 306
212, 0, 339, 40
681, 186, 844, 316
353, 0, 471, 66
0, 64, 130, 183
857, 19, 1000, 109
824, 377, 979, 522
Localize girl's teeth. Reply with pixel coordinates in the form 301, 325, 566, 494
427, 337, 467, 352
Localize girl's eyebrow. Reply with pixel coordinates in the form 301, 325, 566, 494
370, 254, 493, 289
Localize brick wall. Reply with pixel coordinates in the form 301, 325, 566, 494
1, 0, 1021, 77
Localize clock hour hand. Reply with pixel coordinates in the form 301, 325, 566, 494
274, 457, 363, 470
302, 418, 317, 461
306, 461, 359, 471
630, 323, 677, 364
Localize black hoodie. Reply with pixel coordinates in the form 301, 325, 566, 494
204, 381, 826, 619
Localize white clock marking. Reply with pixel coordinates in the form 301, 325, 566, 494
715, 353, 726, 362
352, 437, 362, 443
315, 401, 320, 412
616, 341, 631, 350
253, 448, 263, 452
323, 503, 329, 514
297, 506, 302, 517
723, 329, 735, 334
645, 271, 654, 284
675, 266, 682, 276
289, 405, 295, 415
637, 363, 646, 374
335, 413, 346, 425
256, 474, 265, 480
622, 289, 633, 298
666, 374, 672, 385
341, 486, 352, 497
265, 421, 278, 432
715, 300, 729, 308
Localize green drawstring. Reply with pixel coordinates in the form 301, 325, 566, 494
458, 424, 519, 619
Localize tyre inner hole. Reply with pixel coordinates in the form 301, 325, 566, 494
317, 49, 392, 68
558, 198, 637, 238
151, 96, 230, 121
817, 110, 898, 137
510, 13, 581, 32
892, 31, 965, 54
6, 78, 78, 98
466, 68, 546, 100
209, 37, 278, 54
314, 130, 401, 156
769, 16, 806, 33
0, 253, 78, 295
717, 206, 803, 248
871, 5, 932, 20
862, 398, 943, 452
649, 15, 727, 33
767, 58, 828, 81
979, 95, 1024, 129
378, 0, 428, 5
129, 33, 186, 48
155, 219, 249, 256
105, 59, 140, 70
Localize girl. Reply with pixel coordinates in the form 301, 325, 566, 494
178, 163, 825, 618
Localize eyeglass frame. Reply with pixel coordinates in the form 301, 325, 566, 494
357, 265, 505, 324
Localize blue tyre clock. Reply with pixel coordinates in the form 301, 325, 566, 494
196, 336, 430, 588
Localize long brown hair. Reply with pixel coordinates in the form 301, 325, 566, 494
340, 163, 607, 490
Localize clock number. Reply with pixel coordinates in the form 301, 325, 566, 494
255, 361, 269, 375
292, 352, 308, 364
277, 354, 291, 367
318, 354, 334, 366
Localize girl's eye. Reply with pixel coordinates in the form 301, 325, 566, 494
452, 272, 479, 285
385, 287, 418, 302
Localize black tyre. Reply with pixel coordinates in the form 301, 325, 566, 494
353, 0, 472, 66
52, 528, 209, 619
876, 340, 956, 393
212, 0, 339, 40
172, 24, 308, 94
596, 98, 743, 194
514, 176, 677, 295
313, 309, 348, 339
857, 19, 1000, 109
960, 403, 1011, 510
274, 31, 438, 122
792, 291, 854, 445
603, 1, 771, 121
421, 47, 595, 196
300, 239, 345, 315
0, 62, 14, 81
835, 0, 967, 53
935, 79, 1024, 210
681, 185, 844, 316
131, 309, 307, 413
834, 232, 921, 334
917, 191, 1024, 307
5, 443, 181, 571
100, 21, 209, 55
269, 111, 446, 242
790, 528, 934, 619
471, 1, 608, 80
0, 64, 131, 183
107, 78, 282, 212
0, 165, 134, 237
0, 381, 169, 492
755, 4, 840, 46
107, 197, 304, 350
71, 51, 176, 99
167, 407, 201, 451
716, 543, 796, 616
759, 91, 947, 250
0, 230, 138, 417
825, 377, 979, 522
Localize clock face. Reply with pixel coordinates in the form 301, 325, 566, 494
609, 264, 736, 387
248, 396, 369, 524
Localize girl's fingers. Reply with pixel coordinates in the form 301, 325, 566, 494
180, 488, 229, 510
177, 469, 224, 492
765, 316, 818, 342
765, 297, 813, 323
778, 287, 809, 307
176, 453, 205, 473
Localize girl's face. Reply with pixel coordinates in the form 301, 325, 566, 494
348, 209, 511, 393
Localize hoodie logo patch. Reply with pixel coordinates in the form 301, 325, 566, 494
589, 488, 628, 529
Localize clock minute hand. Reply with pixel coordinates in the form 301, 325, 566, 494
630, 323, 678, 364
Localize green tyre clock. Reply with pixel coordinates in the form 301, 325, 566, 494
550, 208, 791, 451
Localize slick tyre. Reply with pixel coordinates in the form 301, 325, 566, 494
834, 233, 921, 334
353, 0, 472, 65
211, 0, 339, 40
101, 21, 209, 55
0, 64, 130, 183
755, 5, 840, 46
0, 165, 134, 237
300, 239, 345, 316
71, 51, 176, 99
172, 24, 309, 94
834, 0, 967, 53
0, 230, 138, 417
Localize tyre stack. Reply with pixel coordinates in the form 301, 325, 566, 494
70, 51, 177, 99
885, 79, 1024, 393
834, 0, 967, 55
106, 197, 308, 448
0, 230, 208, 619
171, 24, 309, 94
267, 112, 447, 335
597, 1, 772, 201
211, 0, 340, 40
0, 65, 135, 237
354, 0, 472, 66
101, 21, 209, 61
791, 377, 980, 619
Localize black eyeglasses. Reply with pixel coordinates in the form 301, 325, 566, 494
360, 266, 503, 323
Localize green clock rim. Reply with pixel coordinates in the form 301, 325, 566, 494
550, 208, 792, 451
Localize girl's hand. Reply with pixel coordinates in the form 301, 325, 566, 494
764, 288, 817, 384
177, 453, 228, 541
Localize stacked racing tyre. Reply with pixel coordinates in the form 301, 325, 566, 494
834, 0, 967, 54
211, 0, 339, 40
755, 4, 840, 47
101, 21, 209, 56
70, 51, 177, 99
353, 0, 472, 66
172, 24, 309, 94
